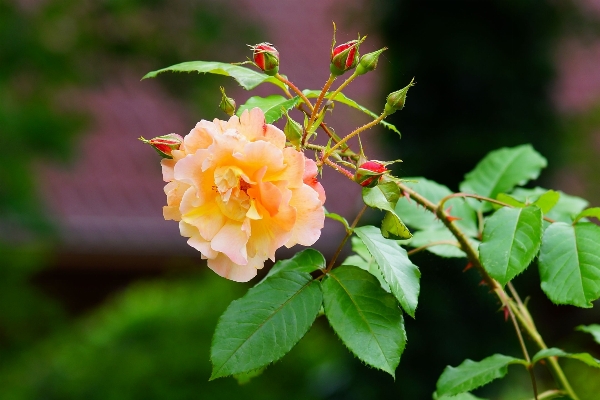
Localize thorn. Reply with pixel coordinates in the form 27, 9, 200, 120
445, 206, 462, 222
478, 280, 487, 286
403, 191, 412, 203
463, 262, 473, 272
503, 306, 509, 322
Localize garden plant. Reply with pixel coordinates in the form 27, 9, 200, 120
141, 27, 600, 399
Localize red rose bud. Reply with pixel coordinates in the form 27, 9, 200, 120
251, 42, 279, 76
355, 160, 387, 188
219, 87, 236, 116
384, 78, 415, 115
139, 133, 183, 159
356, 47, 387, 76
330, 40, 360, 76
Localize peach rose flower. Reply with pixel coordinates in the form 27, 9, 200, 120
161, 108, 326, 282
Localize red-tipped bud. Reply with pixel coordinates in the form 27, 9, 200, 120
139, 133, 183, 159
355, 160, 387, 187
250, 42, 279, 76
384, 78, 415, 115
330, 40, 360, 76
219, 87, 236, 116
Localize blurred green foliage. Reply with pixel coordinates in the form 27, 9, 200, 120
0, 0, 259, 375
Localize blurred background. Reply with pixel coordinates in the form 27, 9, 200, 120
1, 0, 600, 398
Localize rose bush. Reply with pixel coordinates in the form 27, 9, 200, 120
160, 108, 325, 282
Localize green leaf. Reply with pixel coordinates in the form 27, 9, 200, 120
532, 348, 600, 369
435, 393, 488, 400
574, 207, 600, 224
325, 210, 350, 231
303, 90, 400, 135
408, 229, 480, 259
494, 193, 526, 209
210, 272, 322, 379
262, 249, 325, 282
395, 178, 478, 237
342, 237, 391, 292
354, 226, 420, 318
459, 145, 547, 212
577, 324, 600, 345
363, 182, 412, 239
142, 61, 286, 90
533, 190, 560, 214
511, 187, 588, 223
435, 354, 526, 397
538, 222, 600, 308
237, 95, 301, 123
233, 367, 265, 384
479, 205, 543, 285
322, 265, 406, 376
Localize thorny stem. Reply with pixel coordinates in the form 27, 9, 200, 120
323, 205, 368, 274
497, 288, 538, 400
397, 182, 580, 400
275, 73, 314, 113
307, 74, 336, 132
328, 70, 359, 102
322, 156, 355, 181
323, 113, 387, 160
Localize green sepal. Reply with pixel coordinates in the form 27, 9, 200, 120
362, 181, 412, 239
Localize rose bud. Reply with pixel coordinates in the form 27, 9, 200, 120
139, 133, 183, 159
384, 79, 415, 115
330, 40, 361, 76
283, 111, 303, 148
356, 47, 387, 76
250, 42, 279, 76
219, 87, 236, 116
355, 160, 387, 188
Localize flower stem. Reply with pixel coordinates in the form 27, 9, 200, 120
323, 113, 387, 161
275, 73, 314, 112
324, 205, 368, 274
328, 70, 359, 102
307, 74, 336, 132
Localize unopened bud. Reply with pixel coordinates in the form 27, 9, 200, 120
384, 79, 415, 115
355, 160, 387, 188
139, 133, 183, 159
250, 42, 279, 76
283, 111, 303, 148
330, 40, 361, 76
356, 48, 387, 76
219, 87, 236, 116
